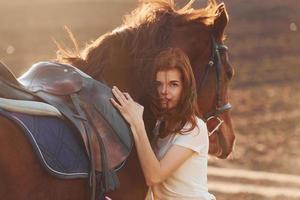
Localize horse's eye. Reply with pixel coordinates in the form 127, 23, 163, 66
220, 51, 234, 80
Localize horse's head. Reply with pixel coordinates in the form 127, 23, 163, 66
166, 2, 235, 158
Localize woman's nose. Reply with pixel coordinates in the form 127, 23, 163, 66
161, 85, 168, 94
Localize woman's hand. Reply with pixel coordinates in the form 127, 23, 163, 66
110, 86, 144, 129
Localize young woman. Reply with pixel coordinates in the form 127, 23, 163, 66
111, 48, 215, 200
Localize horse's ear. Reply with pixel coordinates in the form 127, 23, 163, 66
213, 3, 228, 42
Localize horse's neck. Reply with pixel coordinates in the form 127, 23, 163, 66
101, 44, 143, 100
86, 30, 151, 101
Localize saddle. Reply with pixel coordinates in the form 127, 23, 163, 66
0, 62, 37, 101
0, 61, 133, 200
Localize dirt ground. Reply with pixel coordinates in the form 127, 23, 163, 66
1, 0, 299, 199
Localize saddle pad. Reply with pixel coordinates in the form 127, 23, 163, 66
0, 97, 62, 118
0, 109, 90, 179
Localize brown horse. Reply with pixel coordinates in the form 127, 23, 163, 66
0, 0, 235, 199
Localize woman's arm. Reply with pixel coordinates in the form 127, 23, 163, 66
111, 86, 194, 186
132, 123, 194, 186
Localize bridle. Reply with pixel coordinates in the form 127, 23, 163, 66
197, 36, 232, 135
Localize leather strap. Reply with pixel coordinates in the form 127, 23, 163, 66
197, 36, 232, 121
70, 94, 96, 200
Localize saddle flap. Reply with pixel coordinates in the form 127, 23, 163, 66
18, 62, 83, 96
80, 80, 133, 171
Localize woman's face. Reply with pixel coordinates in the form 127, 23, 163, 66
155, 68, 183, 110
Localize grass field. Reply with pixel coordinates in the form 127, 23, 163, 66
1, 0, 300, 199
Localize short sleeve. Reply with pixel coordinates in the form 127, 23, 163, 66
173, 118, 208, 154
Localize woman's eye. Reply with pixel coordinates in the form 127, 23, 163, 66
170, 83, 178, 87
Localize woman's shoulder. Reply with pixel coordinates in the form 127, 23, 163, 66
181, 116, 207, 136
174, 116, 209, 153
195, 116, 207, 131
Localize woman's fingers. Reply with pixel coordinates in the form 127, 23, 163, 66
123, 92, 133, 101
110, 98, 122, 111
112, 86, 127, 105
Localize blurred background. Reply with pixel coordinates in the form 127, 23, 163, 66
0, 0, 299, 199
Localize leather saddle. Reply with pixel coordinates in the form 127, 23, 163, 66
19, 62, 83, 95
0, 61, 133, 199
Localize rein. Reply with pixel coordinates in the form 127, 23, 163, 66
197, 36, 232, 134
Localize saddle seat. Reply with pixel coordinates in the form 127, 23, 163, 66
18, 62, 83, 96
0, 61, 83, 98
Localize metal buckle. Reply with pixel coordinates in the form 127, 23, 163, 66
206, 116, 224, 137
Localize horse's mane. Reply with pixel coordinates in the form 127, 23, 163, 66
123, 0, 217, 28
56, 0, 219, 80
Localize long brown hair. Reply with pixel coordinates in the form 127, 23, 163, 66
150, 48, 199, 138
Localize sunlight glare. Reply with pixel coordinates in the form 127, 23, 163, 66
6, 45, 15, 54
289, 22, 297, 32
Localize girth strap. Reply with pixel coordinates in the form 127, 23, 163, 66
70, 94, 97, 200
85, 111, 120, 196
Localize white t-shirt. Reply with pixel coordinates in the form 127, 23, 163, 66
145, 117, 215, 200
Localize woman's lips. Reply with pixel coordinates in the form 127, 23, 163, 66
160, 99, 169, 104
